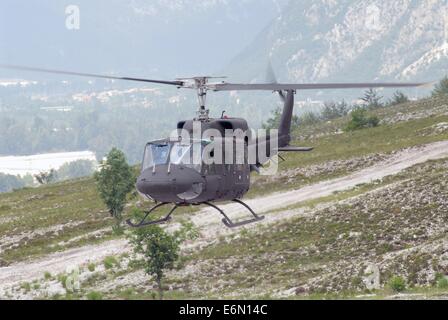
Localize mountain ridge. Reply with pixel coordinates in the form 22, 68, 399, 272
224, 0, 448, 85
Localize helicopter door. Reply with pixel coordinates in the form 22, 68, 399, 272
234, 138, 249, 186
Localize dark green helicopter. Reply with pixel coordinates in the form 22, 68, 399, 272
0, 64, 428, 228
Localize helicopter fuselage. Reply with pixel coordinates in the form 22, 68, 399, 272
136, 117, 252, 205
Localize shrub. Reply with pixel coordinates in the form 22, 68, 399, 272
262, 107, 300, 131
86, 291, 103, 300
94, 148, 135, 231
388, 91, 409, 106
432, 77, 448, 97
44, 271, 52, 280
129, 223, 181, 299
344, 107, 380, 131
58, 274, 68, 289
299, 111, 321, 126
87, 263, 96, 272
34, 169, 58, 185
57, 160, 96, 181
437, 277, 448, 289
20, 282, 31, 292
0, 173, 27, 193
103, 256, 119, 270
361, 88, 383, 109
389, 276, 406, 292
321, 100, 349, 120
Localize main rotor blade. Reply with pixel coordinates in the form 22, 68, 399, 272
211, 82, 432, 91
0, 64, 184, 86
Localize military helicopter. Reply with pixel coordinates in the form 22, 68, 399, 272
0, 64, 429, 228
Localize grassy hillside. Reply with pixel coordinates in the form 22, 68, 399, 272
1, 95, 448, 299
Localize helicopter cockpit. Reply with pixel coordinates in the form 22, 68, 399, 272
142, 140, 205, 173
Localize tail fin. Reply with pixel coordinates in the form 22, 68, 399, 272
278, 90, 295, 148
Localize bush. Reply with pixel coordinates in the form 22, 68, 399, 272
432, 77, 448, 97
129, 223, 181, 299
388, 91, 409, 106
321, 100, 349, 120
0, 173, 27, 193
262, 107, 300, 131
299, 111, 321, 126
94, 148, 135, 230
361, 88, 383, 109
437, 277, 448, 289
34, 169, 58, 185
56, 160, 96, 181
103, 256, 119, 270
389, 276, 406, 292
86, 291, 103, 300
344, 107, 380, 131
58, 274, 68, 289
87, 263, 96, 272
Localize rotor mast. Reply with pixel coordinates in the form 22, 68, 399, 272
194, 77, 210, 121
178, 76, 226, 122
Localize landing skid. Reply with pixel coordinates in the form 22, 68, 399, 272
126, 202, 178, 227
126, 199, 264, 228
204, 200, 264, 228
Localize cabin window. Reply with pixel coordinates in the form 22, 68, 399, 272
169, 142, 202, 173
142, 143, 170, 170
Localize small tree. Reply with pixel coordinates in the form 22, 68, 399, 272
262, 107, 300, 131
95, 148, 135, 232
321, 100, 349, 121
432, 77, 448, 97
344, 107, 380, 131
57, 159, 96, 181
389, 91, 409, 106
130, 225, 179, 299
299, 111, 321, 126
361, 88, 383, 109
34, 169, 58, 185
389, 276, 406, 293
0, 173, 27, 193
129, 210, 199, 299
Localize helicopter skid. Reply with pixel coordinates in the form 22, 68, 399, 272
221, 216, 265, 228
126, 199, 264, 229
204, 199, 265, 229
126, 202, 177, 228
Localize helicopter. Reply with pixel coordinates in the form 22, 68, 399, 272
0, 64, 429, 228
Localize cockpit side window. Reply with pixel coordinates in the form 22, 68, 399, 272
142, 143, 170, 170
169, 142, 203, 172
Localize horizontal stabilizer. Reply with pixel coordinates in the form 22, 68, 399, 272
277, 146, 314, 152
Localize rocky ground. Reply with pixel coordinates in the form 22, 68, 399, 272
1, 141, 448, 299
2, 96, 448, 300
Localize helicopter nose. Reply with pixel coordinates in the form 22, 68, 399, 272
136, 164, 205, 202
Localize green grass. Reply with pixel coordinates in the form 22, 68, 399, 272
1, 96, 448, 300
247, 97, 448, 198
86, 291, 103, 300
179, 158, 448, 298
103, 256, 119, 269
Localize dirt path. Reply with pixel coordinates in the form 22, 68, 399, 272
1, 140, 448, 294
190, 140, 448, 234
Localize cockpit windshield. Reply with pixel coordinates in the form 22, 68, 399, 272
142, 143, 170, 170
142, 141, 204, 172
